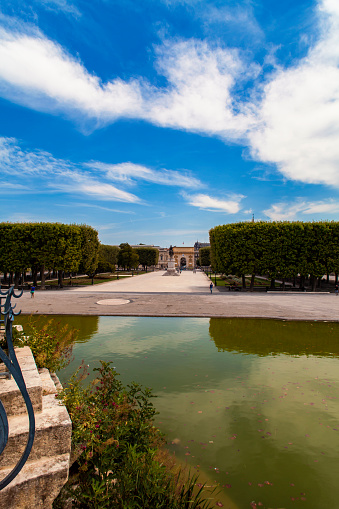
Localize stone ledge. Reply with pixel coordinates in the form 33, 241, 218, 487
0, 454, 70, 509
0, 347, 42, 416
0, 393, 71, 468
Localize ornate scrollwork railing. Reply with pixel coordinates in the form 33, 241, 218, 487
0, 286, 35, 490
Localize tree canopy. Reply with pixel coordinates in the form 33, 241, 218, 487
117, 243, 139, 270
210, 221, 339, 290
198, 246, 211, 267
0, 222, 99, 287
97, 245, 119, 272
134, 247, 159, 271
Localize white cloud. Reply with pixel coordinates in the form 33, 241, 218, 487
0, 28, 144, 121
147, 39, 257, 138
249, 0, 339, 188
38, 0, 81, 17
1, 0, 339, 192
0, 137, 141, 202
87, 161, 203, 188
0, 136, 208, 203
53, 178, 141, 202
182, 192, 245, 213
263, 199, 339, 221
0, 27, 256, 136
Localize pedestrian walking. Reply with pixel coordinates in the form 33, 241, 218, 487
210, 282, 213, 294
30, 286, 35, 298
335, 284, 338, 296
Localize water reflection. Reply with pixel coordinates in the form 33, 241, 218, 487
16, 315, 339, 509
209, 317, 339, 357
18, 315, 99, 343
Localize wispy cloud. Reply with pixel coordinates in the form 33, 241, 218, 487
0, 137, 141, 202
37, 0, 81, 17
87, 161, 203, 188
182, 192, 245, 213
0, 136, 206, 203
263, 199, 339, 221
58, 203, 134, 214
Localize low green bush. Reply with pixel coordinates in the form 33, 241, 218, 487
54, 362, 215, 508
11, 316, 77, 372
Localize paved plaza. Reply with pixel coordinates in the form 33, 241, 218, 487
19, 270, 339, 321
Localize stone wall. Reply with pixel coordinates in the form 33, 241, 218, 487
0, 347, 72, 509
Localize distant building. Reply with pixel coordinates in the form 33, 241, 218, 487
158, 247, 169, 269
194, 241, 210, 266
118, 242, 210, 270
173, 246, 195, 269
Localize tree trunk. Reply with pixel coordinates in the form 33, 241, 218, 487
14, 272, 21, 289
327, 273, 330, 283
293, 276, 296, 287
282, 278, 286, 290
270, 278, 275, 289
9, 272, 14, 285
58, 270, 64, 288
311, 275, 317, 292
242, 275, 246, 289
32, 267, 38, 286
336, 273, 338, 284
300, 275, 305, 290
250, 273, 255, 291
40, 264, 46, 290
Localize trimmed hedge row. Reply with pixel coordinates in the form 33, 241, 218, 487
0, 222, 99, 286
210, 221, 339, 290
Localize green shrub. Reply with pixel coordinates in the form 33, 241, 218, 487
17, 316, 77, 371
54, 362, 214, 508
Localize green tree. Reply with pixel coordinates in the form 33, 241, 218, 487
199, 247, 211, 267
134, 247, 159, 272
78, 224, 100, 277
97, 245, 119, 272
118, 243, 139, 270
210, 220, 339, 292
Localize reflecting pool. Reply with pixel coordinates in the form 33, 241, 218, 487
18, 316, 339, 509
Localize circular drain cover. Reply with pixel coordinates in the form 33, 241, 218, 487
96, 298, 130, 306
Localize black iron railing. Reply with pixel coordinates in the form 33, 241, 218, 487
0, 286, 35, 490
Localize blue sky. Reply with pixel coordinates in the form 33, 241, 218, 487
1, 0, 339, 247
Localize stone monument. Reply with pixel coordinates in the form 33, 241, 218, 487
163, 245, 180, 276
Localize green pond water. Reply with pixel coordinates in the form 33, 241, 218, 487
18, 316, 339, 509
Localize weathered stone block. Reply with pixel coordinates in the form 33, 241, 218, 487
0, 347, 42, 416
0, 454, 70, 509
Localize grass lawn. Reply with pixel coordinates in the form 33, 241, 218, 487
208, 274, 270, 287
34, 271, 145, 288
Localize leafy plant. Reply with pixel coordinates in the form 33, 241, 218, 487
54, 362, 215, 508
18, 316, 77, 371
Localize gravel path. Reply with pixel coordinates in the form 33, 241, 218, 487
19, 270, 339, 321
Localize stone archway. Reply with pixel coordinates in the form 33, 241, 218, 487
180, 256, 186, 268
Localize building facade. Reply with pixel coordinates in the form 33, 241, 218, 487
158, 247, 169, 269
173, 246, 195, 269
194, 241, 210, 267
